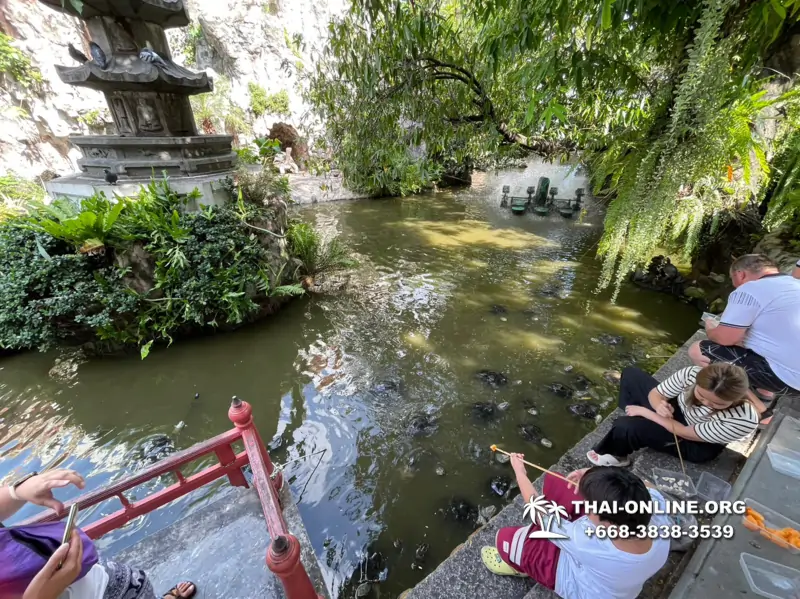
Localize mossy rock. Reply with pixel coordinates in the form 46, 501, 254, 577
683, 286, 706, 300
709, 297, 726, 314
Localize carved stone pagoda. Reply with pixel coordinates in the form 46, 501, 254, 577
39, 0, 236, 204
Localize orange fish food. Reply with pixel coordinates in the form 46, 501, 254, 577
744, 507, 800, 550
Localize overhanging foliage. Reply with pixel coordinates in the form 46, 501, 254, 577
307, 0, 800, 293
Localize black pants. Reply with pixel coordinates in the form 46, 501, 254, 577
593, 367, 724, 463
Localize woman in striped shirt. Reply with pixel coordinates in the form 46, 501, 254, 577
587, 364, 758, 466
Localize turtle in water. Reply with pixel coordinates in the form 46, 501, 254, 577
415, 543, 430, 561
489, 476, 511, 497
128, 434, 175, 465
545, 382, 574, 398
475, 370, 508, 388
476, 505, 498, 526
568, 402, 601, 420
603, 369, 622, 385
444, 497, 478, 522
519, 423, 544, 443
596, 333, 625, 346
495, 452, 510, 464
372, 379, 402, 394
406, 412, 438, 437
471, 401, 498, 422
411, 543, 430, 570
572, 374, 593, 392
490, 304, 508, 314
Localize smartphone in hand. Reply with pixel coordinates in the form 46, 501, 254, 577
58, 504, 79, 568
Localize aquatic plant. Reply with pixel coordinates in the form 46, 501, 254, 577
286, 222, 357, 279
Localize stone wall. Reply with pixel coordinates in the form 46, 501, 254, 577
755, 225, 799, 274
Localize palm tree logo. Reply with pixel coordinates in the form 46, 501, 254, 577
523, 495, 570, 539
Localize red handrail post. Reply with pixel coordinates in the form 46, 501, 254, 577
228, 396, 283, 491
267, 535, 322, 599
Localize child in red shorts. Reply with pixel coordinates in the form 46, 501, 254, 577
482, 454, 670, 599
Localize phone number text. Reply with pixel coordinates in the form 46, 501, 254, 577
585, 524, 735, 540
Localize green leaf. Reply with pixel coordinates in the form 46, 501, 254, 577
69, 0, 84, 13
525, 98, 537, 125
601, 0, 615, 29
35, 239, 51, 260
770, 0, 786, 19
140, 340, 153, 360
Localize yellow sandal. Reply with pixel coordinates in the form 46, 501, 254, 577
481, 546, 528, 577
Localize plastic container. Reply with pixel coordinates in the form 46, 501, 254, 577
652, 467, 697, 499
696, 471, 731, 502
767, 444, 800, 481
740, 553, 800, 599
743, 498, 800, 554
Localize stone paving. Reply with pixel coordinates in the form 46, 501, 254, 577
113, 484, 329, 599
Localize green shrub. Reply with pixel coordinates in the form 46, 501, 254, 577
0, 174, 314, 356
0, 224, 138, 352
286, 222, 356, 278
249, 83, 291, 117
0, 32, 42, 88
235, 146, 259, 164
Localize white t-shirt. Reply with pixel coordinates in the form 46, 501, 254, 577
549, 490, 671, 599
720, 275, 800, 390
58, 564, 108, 599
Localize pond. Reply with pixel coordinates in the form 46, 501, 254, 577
0, 162, 700, 597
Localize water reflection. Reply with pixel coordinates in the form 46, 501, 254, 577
0, 161, 700, 598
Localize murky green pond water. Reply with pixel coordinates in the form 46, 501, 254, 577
0, 163, 699, 597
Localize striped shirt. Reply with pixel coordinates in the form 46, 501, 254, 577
656, 366, 758, 444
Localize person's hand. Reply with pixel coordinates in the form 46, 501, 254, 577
655, 400, 674, 419
566, 467, 589, 490
704, 318, 720, 331
22, 529, 83, 599
15, 470, 85, 513
509, 453, 526, 474
625, 405, 653, 419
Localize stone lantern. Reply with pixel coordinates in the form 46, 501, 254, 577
38, 0, 237, 205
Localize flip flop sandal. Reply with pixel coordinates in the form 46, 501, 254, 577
163, 582, 197, 599
586, 450, 630, 467
480, 546, 528, 577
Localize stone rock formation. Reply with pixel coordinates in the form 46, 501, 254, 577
268, 122, 309, 164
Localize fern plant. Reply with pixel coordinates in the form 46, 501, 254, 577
23, 195, 125, 253
286, 222, 357, 278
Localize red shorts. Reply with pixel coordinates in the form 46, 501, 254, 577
495, 473, 583, 589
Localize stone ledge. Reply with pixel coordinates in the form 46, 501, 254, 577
405, 330, 755, 599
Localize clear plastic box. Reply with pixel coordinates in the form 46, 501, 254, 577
767, 444, 800, 481
740, 553, 800, 599
652, 467, 696, 498
696, 471, 731, 502
743, 498, 800, 554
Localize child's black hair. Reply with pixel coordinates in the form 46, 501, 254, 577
578, 466, 653, 529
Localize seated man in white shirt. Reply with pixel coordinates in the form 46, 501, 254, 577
688, 254, 800, 417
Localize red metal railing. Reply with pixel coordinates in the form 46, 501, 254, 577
22, 397, 322, 599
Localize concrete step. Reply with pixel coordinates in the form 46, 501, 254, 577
112, 485, 328, 599
405, 331, 755, 599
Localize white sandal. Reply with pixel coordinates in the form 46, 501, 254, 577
586, 450, 630, 467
